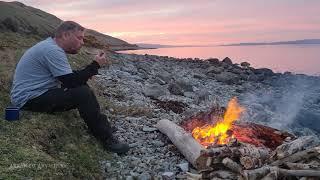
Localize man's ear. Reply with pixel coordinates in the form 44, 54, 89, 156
61, 31, 70, 40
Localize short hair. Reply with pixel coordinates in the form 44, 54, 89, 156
54, 21, 85, 38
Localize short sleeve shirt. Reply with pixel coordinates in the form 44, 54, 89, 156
10, 37, 72, 108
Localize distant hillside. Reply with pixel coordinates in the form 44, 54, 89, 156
222, 39, 320, 46
0, 1, 139, 50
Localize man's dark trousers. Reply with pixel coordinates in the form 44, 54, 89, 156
22, 85, 112, 141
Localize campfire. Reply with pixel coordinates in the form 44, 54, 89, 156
156, 97, 320, 180
182, 97, 294, 150
191, 97, 244, 147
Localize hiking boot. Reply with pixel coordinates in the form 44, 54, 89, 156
104, 137, 130, 154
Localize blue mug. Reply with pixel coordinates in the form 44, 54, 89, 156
5, 107, 20, 121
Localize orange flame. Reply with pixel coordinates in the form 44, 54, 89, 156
192, 97, 245, 147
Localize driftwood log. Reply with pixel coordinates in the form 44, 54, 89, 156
272, 136, 320, 160
201, 143, 270, 170
207, 170, 237, 179
156, 119, 207, 169
222, 157, 243, 173
261, 170, 278, 180
201, 144, 269, 160
285, 162, 320, 170
243, 166, 320, 180
271, 146, 320, 166
240, 156, 262, 169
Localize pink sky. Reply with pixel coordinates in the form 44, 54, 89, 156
10, 0, 320, 45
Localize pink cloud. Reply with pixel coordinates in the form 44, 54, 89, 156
4, 0, 320, 45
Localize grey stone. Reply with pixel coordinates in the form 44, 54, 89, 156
144, 84, 167, 99
196, 89, 210, 102
222, 57, 233, 64
254, 68, 274, 76
142, 126, 158, 132
168, 83, 184, 96
206, 66, 223, 75
215, 71, 240, 84
175, 79, 194, 92
235, 86, 246, 93
206, 58, 220, 64
230, 67, 244, 75
183, 92, 196, 99
177, 163, 189, 172
153, 140, 165, 147
138, 173, 152, 180
162, 172, 175, 180
126, 176, 134, 180
248, 74, 259, 81
193, 73, 206, 79
241, 61, 251, 67
156, 72, 172, 84
154, 77, 167, 85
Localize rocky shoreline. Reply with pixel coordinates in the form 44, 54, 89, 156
95, 52, 320, 179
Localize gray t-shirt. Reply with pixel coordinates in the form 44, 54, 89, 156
10, 37, 72, 108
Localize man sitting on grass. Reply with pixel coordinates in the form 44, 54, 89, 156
10, 21, 129, 154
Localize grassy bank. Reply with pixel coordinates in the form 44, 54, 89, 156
0, 32, 113, 179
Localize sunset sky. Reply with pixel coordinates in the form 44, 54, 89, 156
12, 0, 320, 45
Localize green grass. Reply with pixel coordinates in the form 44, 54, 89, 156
0, 33, 114, 179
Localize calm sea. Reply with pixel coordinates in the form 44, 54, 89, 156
119, 45, 320, 76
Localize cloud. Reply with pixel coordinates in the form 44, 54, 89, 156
8, 0, 320, 44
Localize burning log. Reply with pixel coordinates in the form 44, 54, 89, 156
201, 146, 238, 158
238, 144, 270, 161
201, 143, 270, 160
156, 119, 207, 170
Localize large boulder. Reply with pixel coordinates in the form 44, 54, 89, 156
143, 84, 167, 99
215, 71, 241, 84
206, 58, 220, 65
156, 71, 172, 84
253, 68, 274, 76
240, 61, 251, 68
247, 74, 259, 81
175, 79, 194, 92
206, 66, 224, 75
168, 83, 184, 96
229, 66, 244, 75
222, 57, 233, 65
167, 79, 194, 96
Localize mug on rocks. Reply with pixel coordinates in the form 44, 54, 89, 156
5, 107, 20, 121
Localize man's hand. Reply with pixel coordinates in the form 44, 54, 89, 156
94, 51, 109, 67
